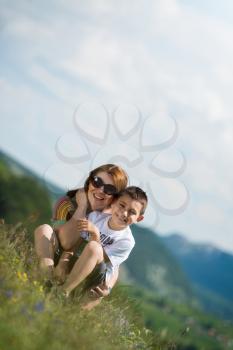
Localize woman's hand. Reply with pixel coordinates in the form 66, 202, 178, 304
76, 219, 100, 242
75, 188, 88, 210
72, 189, 88, 221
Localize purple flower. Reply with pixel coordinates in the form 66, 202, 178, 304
34, 301, 44, 312
5, 290, 13, 298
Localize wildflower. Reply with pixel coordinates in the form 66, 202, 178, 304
34, 301, 45, 312
17, 271, 28, 282
180, 327, 190, 336
5, 290, 14, 299
12, 257, 20, 266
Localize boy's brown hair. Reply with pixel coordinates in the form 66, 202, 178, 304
116, 186, 148, 215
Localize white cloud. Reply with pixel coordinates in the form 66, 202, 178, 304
196, 202, 225, 226
1, 0, 233, 251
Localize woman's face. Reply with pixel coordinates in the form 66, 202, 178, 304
87, 171, 116, 211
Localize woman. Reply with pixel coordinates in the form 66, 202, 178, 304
34, 164, 128, 298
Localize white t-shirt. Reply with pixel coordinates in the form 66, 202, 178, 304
80, 211, 135, 281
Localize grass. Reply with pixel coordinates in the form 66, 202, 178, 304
1, 222, 232, 350
0, 223, 174, 350
128, 287, 233, 350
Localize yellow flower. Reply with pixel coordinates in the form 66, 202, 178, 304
11, 297, 18, 303
17, 271, 28, 282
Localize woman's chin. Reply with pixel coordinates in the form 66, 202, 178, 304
90, 201, 105, 211
88, 192, 112, 211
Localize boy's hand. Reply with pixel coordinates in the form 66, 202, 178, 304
76, 219, 100, 242
90, 283, 111, 298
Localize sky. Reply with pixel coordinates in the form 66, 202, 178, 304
1, 0, 233, 253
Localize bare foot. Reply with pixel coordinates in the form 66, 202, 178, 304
54, 251, 73, 284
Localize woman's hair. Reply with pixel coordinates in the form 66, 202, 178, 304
67, 164, 128, 198
84, 164, 128, 193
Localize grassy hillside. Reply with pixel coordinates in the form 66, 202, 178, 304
128, 287, 233, 350
1, 223, 233, 350
0, 223, 172, 350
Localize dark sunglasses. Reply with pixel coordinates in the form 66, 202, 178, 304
90, 176, 117, 195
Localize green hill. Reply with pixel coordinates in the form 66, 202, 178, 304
161, 234, 233, 320
0, 149, 63, 197
124, 225, 194, 303
0, 150, 52, 232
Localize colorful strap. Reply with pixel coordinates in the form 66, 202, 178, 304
53, 195, 75, 221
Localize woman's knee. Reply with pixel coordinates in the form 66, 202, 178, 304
34, 224, 54, 240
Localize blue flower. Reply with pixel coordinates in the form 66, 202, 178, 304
34, 301, 45, 312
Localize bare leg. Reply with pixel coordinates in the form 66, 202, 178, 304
54, 251, 74, 284
34, 224, 59, 276
63, 241, 104, 295
54, 237, 85, 283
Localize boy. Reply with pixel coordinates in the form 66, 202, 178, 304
61, 186, 148, 299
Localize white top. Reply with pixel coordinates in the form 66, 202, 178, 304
80, 211, 135, 282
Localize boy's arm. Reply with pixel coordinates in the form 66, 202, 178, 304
76, 218, 100, 242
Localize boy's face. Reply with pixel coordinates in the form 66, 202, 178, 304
110, 194, 144, 230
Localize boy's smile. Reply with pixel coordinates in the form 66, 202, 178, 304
108, 194, 143, 230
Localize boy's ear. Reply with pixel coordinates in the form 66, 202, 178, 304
136, 215, 144, 222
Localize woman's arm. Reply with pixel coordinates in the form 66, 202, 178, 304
56, 189, 88, 250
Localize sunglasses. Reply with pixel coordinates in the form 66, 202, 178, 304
90, 176, 117, 195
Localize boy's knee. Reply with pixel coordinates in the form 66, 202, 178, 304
86, 241, 103, 259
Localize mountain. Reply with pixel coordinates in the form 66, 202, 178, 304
0, 149, 63, 198
0, 149, 62, 231
161, 233, 233, 319
123, 225, 194, 303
